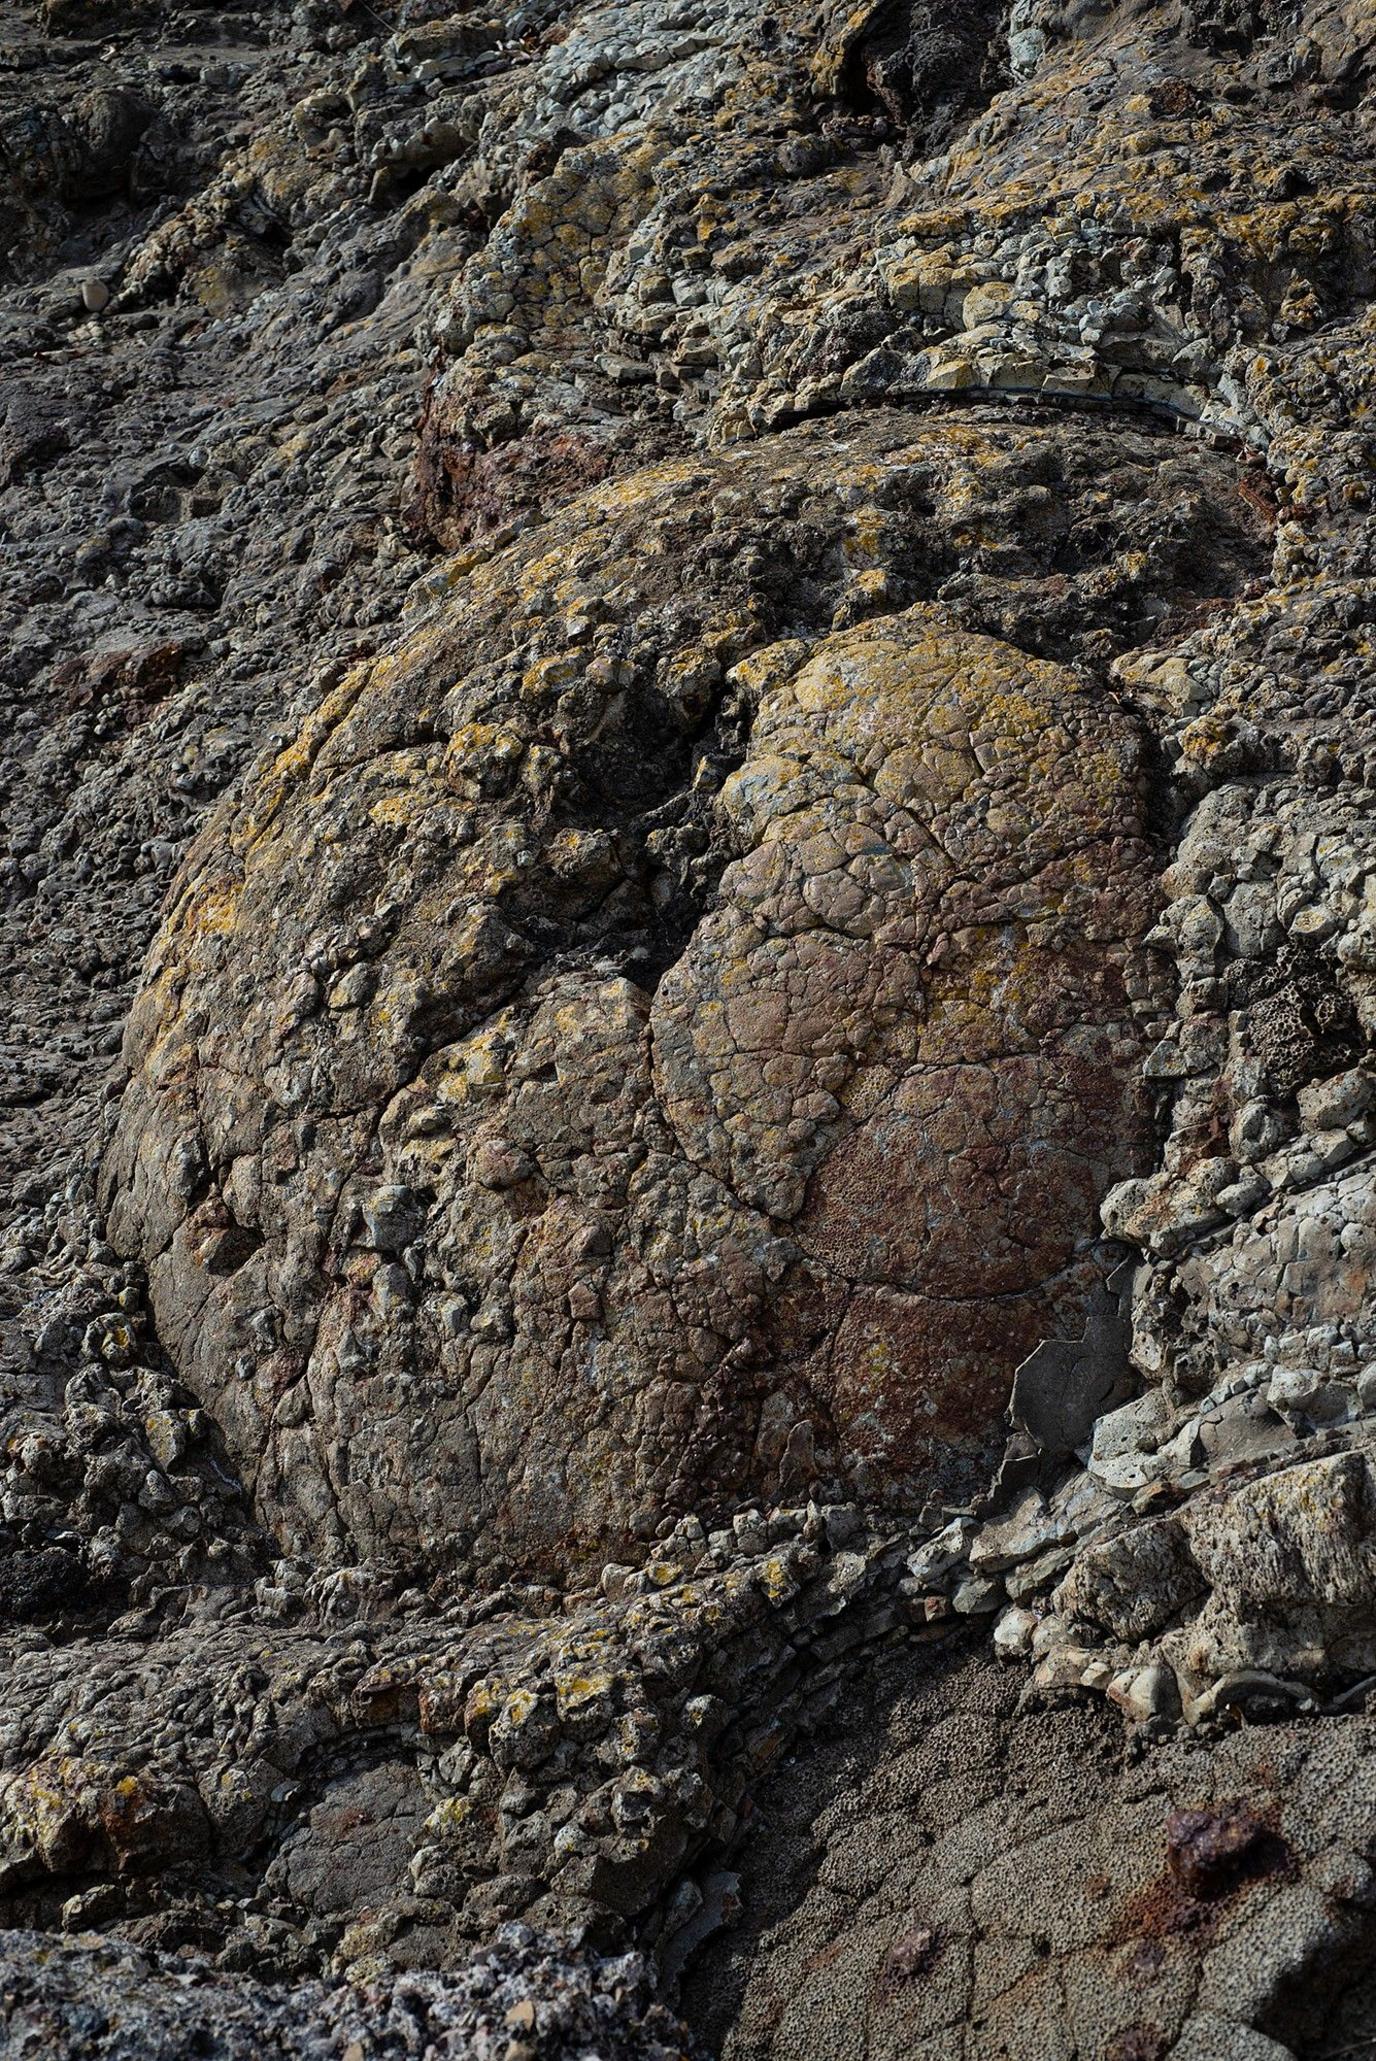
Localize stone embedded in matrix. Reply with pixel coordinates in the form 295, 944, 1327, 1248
101, 465, 1163, 1570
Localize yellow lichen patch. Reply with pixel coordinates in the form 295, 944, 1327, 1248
553, 1668, 615, 1720
758, 1553, 802, 1607
425, 1795, 475, 1839
176, 882, 243, 941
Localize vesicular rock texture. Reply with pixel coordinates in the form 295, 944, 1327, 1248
7, 0, 1376, 2053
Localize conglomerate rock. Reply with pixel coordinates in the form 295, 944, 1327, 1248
7, 0, 1376, 2053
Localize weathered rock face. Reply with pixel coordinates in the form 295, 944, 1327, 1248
686, 1642, 1376, 2061
0, 1922, 703, 2059
100, 429, 1164, 1571
11, 0, 1376, 2050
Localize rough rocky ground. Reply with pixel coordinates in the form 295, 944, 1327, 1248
6, 0, 1376, 2054
687, 1636, 1376, 2060
0, 1921, 702, 2058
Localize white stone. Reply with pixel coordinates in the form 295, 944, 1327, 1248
992, 1606, 1038, 1659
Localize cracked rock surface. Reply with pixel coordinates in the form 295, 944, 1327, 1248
686, 1638, 1376, 2060
6, 0, 1376, 2054
100, 452, 1165, 1570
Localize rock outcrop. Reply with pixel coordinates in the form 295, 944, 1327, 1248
6, 0, 1376, 2054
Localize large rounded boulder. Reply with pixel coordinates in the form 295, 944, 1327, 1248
101, 422, 1160, 1574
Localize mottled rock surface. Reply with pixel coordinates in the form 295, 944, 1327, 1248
686, 1639, 1376, 2060
6, 0, 1376, 2054
0, 1922, 702, 2058
99, 465, 1163, 1570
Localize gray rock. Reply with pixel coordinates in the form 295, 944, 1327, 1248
8, 0, 1376, 2049
0, 1925, 701, 2060
1008, 1266, 1137, 1460
1172, 2019, 1296, 2061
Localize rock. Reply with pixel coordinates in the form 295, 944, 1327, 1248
1053, 1516, 1203, 1643
1164, 1806, 1284, 1900
1297, 1067, 1375, 1133
950, 1575, 1003, 1616
904, 1517, 974, 1590
1180, 1449, 1376, 1676
1266, 1366, 1353, 1426
1198, 1390, 1299, 1466
992, 1605, 1038, 1659
102, 577, 1159, 1572
1187, 1671, 1318, 1726
0, 1924, 701, 2059
1090, 1389, 1179, 1468
1030, 1643, 1099, 1694
1007, 1264, 1136, 1460
7, 0, 1376, 2049
969, 1491, 1071, 1575
1106, 1660, 1181, 1724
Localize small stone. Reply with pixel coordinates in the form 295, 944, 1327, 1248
1267, 1366, 1328, 1418
1216, 1171, 1270, 1216
80, 277, 110, 313
1090, 1388, 1177, 1466
1031, 1643, 1099, 1692
1094, 1450, 1168, 1497
1298, 1067, 1375, 1132
951, 1575, 1002, 1615
1107, 1661, 1180, 1724
969, 1491, 1067, 1573
1165, 1805, 1281, 1898
470, 1137, 535, 1190
359, 1185, 426, 1254
992, 1605, 1037, 1658
822, 1503, 862, 1549
1190, 1670, 1316, 1725
879, 1924, 941, 1986
905, 1517, 973, 1589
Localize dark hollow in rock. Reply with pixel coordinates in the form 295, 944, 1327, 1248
1163, 1805, 1291, 1900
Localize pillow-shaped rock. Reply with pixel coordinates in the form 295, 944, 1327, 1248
100, 443, 1159, 1576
